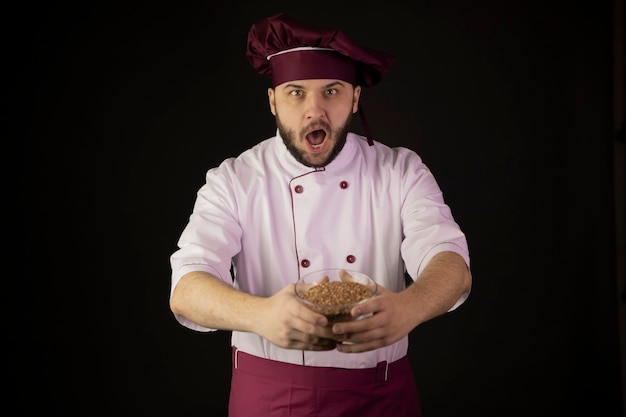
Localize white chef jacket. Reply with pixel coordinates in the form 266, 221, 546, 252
170, 130, 470, 369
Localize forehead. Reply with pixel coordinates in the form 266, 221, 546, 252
275, 79, 351, 90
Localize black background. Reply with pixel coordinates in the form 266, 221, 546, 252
9, 1, 625, 416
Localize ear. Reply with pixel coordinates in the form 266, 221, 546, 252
268, 88, 276, 115
352, 85, 362, 114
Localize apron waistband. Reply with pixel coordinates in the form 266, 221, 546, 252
232, 347, 408, 387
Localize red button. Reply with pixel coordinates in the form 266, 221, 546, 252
301, 259, 310, 268
346, 255, 356, 263
340, 181, 348, 189
294, 185, 303, 193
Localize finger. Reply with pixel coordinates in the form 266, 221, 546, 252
332, 327, 387, 351
295, 308, 329, 328
339, 269, 354, 282
331, 312, 383, 337
319, 275, 330, 284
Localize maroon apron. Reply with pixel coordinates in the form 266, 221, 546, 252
229, 347, 422, 417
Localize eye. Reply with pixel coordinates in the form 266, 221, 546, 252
289, 90, 304, 97
325, 88, 338, 95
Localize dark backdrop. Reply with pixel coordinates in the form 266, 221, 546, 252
10, 1, 624, 416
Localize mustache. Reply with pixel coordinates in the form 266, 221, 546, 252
300, 120, 331, 136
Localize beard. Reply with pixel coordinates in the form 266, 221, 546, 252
277, 112, 352, 168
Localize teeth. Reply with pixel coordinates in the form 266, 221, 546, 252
312, 143, 322, 149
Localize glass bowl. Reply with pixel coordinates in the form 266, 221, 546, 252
295, 269, 377, 324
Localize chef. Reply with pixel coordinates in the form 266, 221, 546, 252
169, 12, 471, 417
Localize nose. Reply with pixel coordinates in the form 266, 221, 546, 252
304, 94, 326, 120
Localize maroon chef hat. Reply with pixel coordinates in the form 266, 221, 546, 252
246, 13, 395, 145
246, 13, 394, 88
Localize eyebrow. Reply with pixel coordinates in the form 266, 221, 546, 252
280, 80, 346, 90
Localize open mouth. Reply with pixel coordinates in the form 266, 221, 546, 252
305, 129, 327, 151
